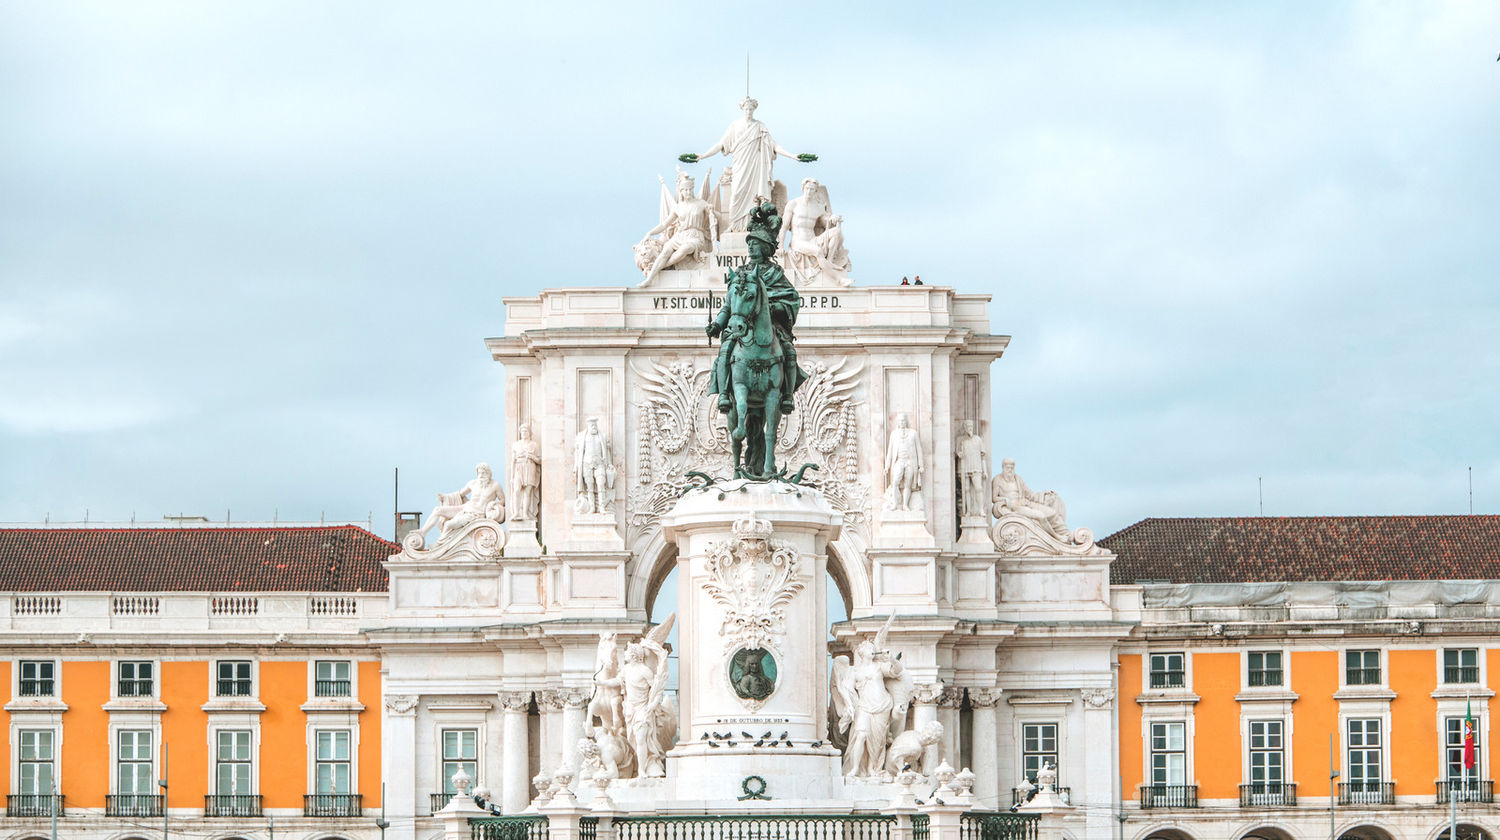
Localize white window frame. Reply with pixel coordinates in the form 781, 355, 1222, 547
1442, 648, 1483, 686
439, 727, 480, 795
15, 727, 59, 797
212, 659, 256, 698
1019, 721, 1060, 785
115, 728, 156, 797
1246, 719, 1286, 791
114, 659, 158, 700
15, 659, 59, 699
1147, 720, 1189, 797
1245, 650, 1286, 688
308, 659, 358, 700
205, 722, 260, 797
1342, 715, 1386, 801
1342, 648, 1384, 688
311, 728, 355, 795
1147, 651, 1188, 690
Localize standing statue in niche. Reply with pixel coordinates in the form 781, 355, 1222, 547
991, 458, 1071, 541
636, 170, 717, 283
706, 201, 809, 478
955, 420, 988, 517
593, 617, 677, 779
829, 615, 914, 780
417, 462, 506, 545
884, 414, 924, 511
780, 178, 852, 286
574, 417, 615, 515
510, 423, 541, 521
681, 98, 814, 232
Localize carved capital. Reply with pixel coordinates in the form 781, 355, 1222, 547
384, 694, 419, 716
560, 688, 591, 710
499, 690, 533, 712
967, 688, 1002, 708
912, 682, 945, 706
1081, 688, 1115, 709
938, 686, 965, 709
537, 689, 566, 711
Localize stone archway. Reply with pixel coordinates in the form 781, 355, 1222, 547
1137, 827, 1198, 840
1339, 826, 1397, 840
1438, 824, 1496, 840
1242, 827, 1298, 840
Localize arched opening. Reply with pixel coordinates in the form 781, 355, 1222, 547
1439, 825, 1495, 840
1140, 828, 1197, 840
1339, 826, 1397, 840
1242, 828, 1297, 840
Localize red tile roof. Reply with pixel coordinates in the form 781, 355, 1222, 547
0, 525, 395, 592
1102, 516, 1500, 585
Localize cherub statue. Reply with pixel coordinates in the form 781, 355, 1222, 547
886, 719, 943, 777
829, 614, 914, 779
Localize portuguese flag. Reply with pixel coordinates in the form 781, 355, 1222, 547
1464, 697, 1477, 770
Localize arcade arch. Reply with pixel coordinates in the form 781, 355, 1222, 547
1135, 827, 1199, 840
1437, 824, 1496, 840
1241, 827, 1297, 840
1339, 826, 1397, 840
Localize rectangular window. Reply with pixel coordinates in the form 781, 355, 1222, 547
1150, 721, 1187, 785
1248, 720, 1284, 786
1446, 716, 1483, 784
315, 661, 352, 697
18, 730, 55, 795
315, 731, 352, 794
1347, 718, 1383, 791
1345, 650, 1381, 685
118, 730, 154, 795
216, 661, 252, 696
118, 661, 154, 697
1248, 652, 1283, 687
441, 729, 478, 795
1445, 649, 1479, 684
1021, 723, 1059, 783
1149, 653, 1185, 689
215, 730, 253, 794
19, 660, 55, 696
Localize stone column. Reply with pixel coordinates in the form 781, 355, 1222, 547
937, 686, 963, 773
1080, 689, 1115, 840
912, 684, 943, 772
559, 689, 589, 774
538, 690, 565, 772
384, 695, 420, 840
968, 689, 1002, 809
500, 691, 532, 814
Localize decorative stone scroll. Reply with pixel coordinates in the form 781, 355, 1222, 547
702, 515, 803, 657
627, 357, 869, 546
400, 463, 507, 559
1081, 688, 1114, 709
398, 513, 506, 563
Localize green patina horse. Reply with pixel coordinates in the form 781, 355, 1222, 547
707, 204, 808, 479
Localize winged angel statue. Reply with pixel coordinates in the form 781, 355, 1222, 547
635, 170, 722, 285
829, 614, 914, 779
589, 616, 677, 779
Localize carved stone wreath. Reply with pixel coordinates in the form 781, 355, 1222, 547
702, 516, 803, 657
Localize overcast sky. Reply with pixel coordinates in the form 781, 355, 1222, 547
2, 1, 1497, 540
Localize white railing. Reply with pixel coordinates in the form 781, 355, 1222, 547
111, 595, 161, 615
13, 595, 61, 615
1, 592, 386, 631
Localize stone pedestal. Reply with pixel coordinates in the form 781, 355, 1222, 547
875, 508, 935, 549
956, 515, 991, 551
566, 512, 624, 551
659, 479, 845, 803
439, 793, 487, 840
506, 518, 543, 557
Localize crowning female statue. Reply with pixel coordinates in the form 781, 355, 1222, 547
706, 200, 809, 478
684, 98, 813, 232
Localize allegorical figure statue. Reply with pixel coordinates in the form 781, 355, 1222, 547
594, 617, 676, 779
830, 616, 913, 780
510, 423, 541, 521
955, 420, 988, 517
886, 719, 943, 777
574, 416, 615, 515
780, 178, 852, 286
991, 458, 1071, 542
636, 170, 716, 283
884, 414, 923, 511
706, 201, 809, 478
418, 462, 506, 545
684, 98, 812, 232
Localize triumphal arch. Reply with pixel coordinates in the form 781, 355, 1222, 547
374, 98, 1127, 840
